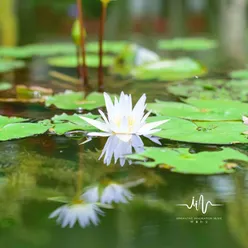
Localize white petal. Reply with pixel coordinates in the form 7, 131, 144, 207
87, 132, 111, 137
98, 109, 110, 125
242, 115, 248, 125
138, 119, 169, 134
104, 92, 114, 114
80, 116, 110, 132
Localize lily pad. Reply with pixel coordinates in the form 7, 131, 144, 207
157, 38, 218, 51
0, 116, 52, 141
45, 91, 113, 110
86, 41, 129, 54
147, 116, 248, 145
0, 82, 12, 91
127, 147, 248, 174
229, 69, 248, 79
167, 79, 248, 101
0, 43, 76, 58
147, 99, 248, 121
132, 58, 207, 81
0, 60, 25, 73
51, 113, 99, 135
47, 54, 114, 68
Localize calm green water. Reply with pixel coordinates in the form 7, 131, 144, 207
0, 70, 247, 248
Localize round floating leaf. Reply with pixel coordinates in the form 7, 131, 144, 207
47, 54, 114, 68
157, 38, 218, 51
86, 41, 128, 54
51, 113, 99, 135
132, 58, 207, 81
147, 116, 248, 144
45, 91, 114, 110
229, 69, 248, 79
0, 43, 76, 58
0, 60, 25, 73
167, 79, 248, 101
0, 82, 12, 91
0, 117, 52, 141
127, 147, 248, 174
147, 99, 248, 121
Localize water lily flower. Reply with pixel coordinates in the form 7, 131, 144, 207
83, 183, 133, 204
242, 116, 248, 125
49, 199, 104, 228
99, 134, 160, 166
80, 92, 169, 142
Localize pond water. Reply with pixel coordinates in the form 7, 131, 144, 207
0, 59, 247, 248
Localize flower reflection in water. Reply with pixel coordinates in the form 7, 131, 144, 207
83, 182, 133, 204
49, 197, 104, 228
99, 134, 161, 166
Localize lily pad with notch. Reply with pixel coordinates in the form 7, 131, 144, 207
0, 116, 52, 141
147, 116, 248, 145
51, 113, 99, 135
127, 147, 248, 174
167, 79, 248, 101
86, 41, 129, 54
147, 98, 248, 121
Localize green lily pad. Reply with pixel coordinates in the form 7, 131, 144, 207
157, 38, 218, 51
147, 116, 248, 144
127, 147, 248, 174
147, 99, 248, 121
0, 43, 76, 59
45, 91, 113, 110
0, 82, 12, 91
167, 79, 248, 101
229, 69, 248, 79
86, 41, 129, 54
0, 60, 25, 73
47, 54, 114, 68
51, 113, 99, 135
132, 58, 207, 81
0, 117, 52, 141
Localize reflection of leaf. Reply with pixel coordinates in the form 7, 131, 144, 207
147, 99, 248, 121
0, 117, 52, 141
157, 38, 218, 51
147, 116, 248, 144
132, 58, 206, 81
45, 91, 115, 110
47, 55, 114, 68
127, 147, 248, 174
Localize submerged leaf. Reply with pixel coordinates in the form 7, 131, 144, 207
127, 147, 248, 174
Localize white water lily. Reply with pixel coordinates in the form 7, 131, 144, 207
243, 116, 248, 125
49, 200, 104, 228
99, 134, 160, 166
80, 92, 169, 142
83, 183, 133, 204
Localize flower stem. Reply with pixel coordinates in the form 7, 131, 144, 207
98, 2, 108, 92
76, 0, 89, 90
